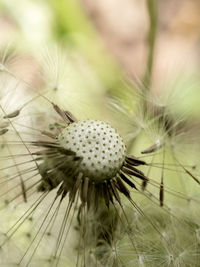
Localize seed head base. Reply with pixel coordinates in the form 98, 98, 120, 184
58, 120, 126, 182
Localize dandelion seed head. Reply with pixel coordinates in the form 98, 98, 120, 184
0, 44, 200, 267
58, 120, 126, 181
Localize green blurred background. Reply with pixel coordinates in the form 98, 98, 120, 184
0, 0, 200, 160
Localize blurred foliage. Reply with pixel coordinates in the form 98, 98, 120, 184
1, 0, 200, 117
48, 0, 128, 94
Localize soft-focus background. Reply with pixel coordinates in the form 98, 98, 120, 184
0, 0, 200, 117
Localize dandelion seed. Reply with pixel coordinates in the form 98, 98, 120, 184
3, 109, 21, 119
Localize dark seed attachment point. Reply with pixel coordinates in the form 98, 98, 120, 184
3, 109, 20, 119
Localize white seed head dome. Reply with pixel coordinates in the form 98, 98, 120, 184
58, 120, 126, 182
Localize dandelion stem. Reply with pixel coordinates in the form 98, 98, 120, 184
143, 0, 158, 90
